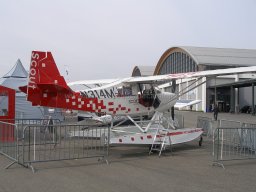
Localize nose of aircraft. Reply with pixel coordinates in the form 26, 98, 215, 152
156, 92, 177, 112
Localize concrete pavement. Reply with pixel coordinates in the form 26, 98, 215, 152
1, 111, 256, 192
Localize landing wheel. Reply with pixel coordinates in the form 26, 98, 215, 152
199, 136, 203, 147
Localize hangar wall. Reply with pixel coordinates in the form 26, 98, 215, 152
133, 46, 256, 112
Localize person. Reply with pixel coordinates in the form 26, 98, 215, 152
213, 105, 219, 121
211, 103, 214, 112
209, 104, 212, 112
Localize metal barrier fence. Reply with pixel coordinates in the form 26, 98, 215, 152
174, 113, 184, 129
1, 118, 61, 125
0, 121, 19, 167
213, 124, 256, 168
197, 116, 213, 137
242, 122, 256, 128
162, 113, 184, 129
22, 124, 109, 172
0, 118, 61, 139
0, 120, 109, 172
218, 119, 242, 129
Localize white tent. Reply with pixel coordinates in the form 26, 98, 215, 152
0, 59, 63, 120
0, 59, 28, 90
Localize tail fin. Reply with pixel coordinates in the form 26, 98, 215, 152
20, 51, 73, 107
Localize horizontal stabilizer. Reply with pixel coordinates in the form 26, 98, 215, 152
36, 83, 72, 94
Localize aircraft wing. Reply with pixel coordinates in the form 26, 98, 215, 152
68, 79, 119, 86
125, 66, 256, 83
174, 99, 201, 109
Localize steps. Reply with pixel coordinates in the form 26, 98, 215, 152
149, 128, 172, 157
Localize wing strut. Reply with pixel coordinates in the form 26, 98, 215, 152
162, 77, 208, 107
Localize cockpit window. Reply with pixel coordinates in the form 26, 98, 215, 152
137, 85, 161, 108
117, 86, 132, 96
138, 87, 155, 107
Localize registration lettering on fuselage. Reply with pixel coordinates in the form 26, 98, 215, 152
80, 87, 117, 99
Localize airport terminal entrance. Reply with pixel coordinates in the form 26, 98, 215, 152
208, 79, 256, 114
208, 87, 231, 112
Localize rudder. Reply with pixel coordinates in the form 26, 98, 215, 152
24, 51, 72, 106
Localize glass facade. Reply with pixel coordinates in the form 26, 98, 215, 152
159, 52, 197, 74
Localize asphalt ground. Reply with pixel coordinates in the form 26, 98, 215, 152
1, 111, 256, 192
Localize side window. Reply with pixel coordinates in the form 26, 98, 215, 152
0, 92, 9, 116
123, 86, 132, 96
117, 86, 132, 96
117, 87, 123, 97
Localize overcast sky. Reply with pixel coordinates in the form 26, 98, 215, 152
1, 0, 256, 82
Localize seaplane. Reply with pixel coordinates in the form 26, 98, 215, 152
19, 51, 256, 149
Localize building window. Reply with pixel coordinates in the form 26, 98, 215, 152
159, 51, 197, 75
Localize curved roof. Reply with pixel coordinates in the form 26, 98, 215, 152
154, 46, 256, 75
132, 65, 155, 77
